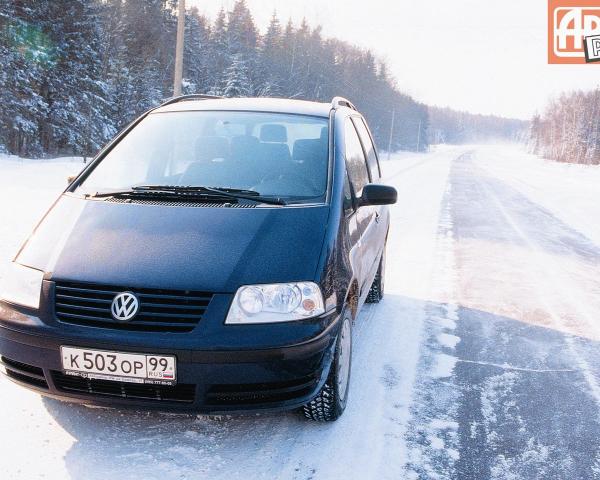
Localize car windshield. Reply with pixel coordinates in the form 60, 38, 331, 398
75, 110, 329, 204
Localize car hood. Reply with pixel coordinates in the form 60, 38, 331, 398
16, 195, 330, 292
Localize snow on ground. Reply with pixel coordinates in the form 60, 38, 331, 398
1, 146, 600, 479
0, 155, 84, 281
473, 145, 600, 247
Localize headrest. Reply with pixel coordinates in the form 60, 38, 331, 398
195, 136, 229, 162
230, 135, 260, 160
260, 124, 287, 143
231, 135, 259, 151
293, 139, 322, 163
320, 126, 328, 141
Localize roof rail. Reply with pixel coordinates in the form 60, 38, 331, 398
159, 94, 224, 108
331, 96, 357, 111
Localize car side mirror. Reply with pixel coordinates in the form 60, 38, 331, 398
359, 183, 397, 206
66, 175, 76, 184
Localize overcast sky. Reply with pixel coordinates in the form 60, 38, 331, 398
189, 0, 599, 120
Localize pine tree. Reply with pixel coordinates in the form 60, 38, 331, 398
42, 0, 113, 155
257, 11, 284, 96
207, 8, 228, 95
114, 0, 165, 123
223, 54, 252, 98
226, 0, 258, 94
0, 1, 50, 156
183, 8, 211, 94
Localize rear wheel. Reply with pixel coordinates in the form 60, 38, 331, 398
366, 247, 386, 303
303, 312, 352, 421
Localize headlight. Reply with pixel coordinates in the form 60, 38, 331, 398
225, 282, 325, 324
0, 262, 44, 309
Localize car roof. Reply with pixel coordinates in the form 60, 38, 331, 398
152, 97, 335, 118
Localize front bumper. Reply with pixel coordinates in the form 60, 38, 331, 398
0, 301, 340, 413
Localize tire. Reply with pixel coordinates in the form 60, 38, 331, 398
303, 312, 352, 422
366, 247, 386, 303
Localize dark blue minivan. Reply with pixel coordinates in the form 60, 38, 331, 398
0, 96, 396, 421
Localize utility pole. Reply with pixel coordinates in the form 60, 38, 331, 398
387, 108, 395, 161
173, 0, 185, 97
416, 119, 422, 152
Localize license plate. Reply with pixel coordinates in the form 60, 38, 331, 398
61, 346, 177, 385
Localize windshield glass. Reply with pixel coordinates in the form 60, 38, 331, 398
76, 111, 329, 204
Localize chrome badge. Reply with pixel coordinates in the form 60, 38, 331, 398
111, 292, 139, 321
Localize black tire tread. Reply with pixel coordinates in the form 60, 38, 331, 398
366, 247, 386, 304
365, 273, 382, 303
303, 383, 337, 421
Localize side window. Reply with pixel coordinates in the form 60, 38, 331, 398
352, 117, 381, 179
344, 119, 369, 196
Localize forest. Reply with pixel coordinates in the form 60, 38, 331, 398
0, 0, 535, 160
529, 89, 600, 165
0, 0, 431, 158
428, 107, 527, 145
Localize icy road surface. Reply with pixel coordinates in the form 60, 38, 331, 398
0, 146, 599, 479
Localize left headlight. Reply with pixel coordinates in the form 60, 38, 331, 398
0, 262, 44, 309
225, 282, 325, 324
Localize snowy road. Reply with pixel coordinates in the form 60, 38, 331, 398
1, 146, 599, 479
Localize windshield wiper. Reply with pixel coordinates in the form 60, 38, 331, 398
132, 185, 287, 205
133, 185, 259, 196
86, 185, 286, 206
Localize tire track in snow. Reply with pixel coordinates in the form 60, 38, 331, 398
479, 170, 600, 408
450, 151, 600, 480
476, 156, 600, 342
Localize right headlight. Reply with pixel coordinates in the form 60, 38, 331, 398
225, 282, 325, 324
0, 262, 44, 310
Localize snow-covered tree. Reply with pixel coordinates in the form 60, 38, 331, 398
530, 89, 600, 164
0, 0, 439, 156
223, 54, 252, 98
183, 8, 211, 95
42, 0, 113, 155
0, 1, 50, 156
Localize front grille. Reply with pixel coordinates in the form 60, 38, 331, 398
52, 371, 195, 403
0, 356, 48, 389
54, 281, 213, 333
205, 375, 319, 406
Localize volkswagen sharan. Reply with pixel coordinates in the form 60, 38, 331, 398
0, 96, 396, 421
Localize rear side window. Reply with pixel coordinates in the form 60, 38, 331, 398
352, 117, 380, 179
344, 119, 369, 195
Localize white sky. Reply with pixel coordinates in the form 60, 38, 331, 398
189, 0, 599, 120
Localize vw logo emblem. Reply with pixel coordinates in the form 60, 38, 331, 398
111, 292, 139, 321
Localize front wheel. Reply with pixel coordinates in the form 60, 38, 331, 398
302, 312, 352, 421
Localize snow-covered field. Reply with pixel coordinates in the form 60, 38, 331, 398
1, 146, 599, 479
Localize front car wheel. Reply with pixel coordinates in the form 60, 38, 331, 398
302, 312, 352, 421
